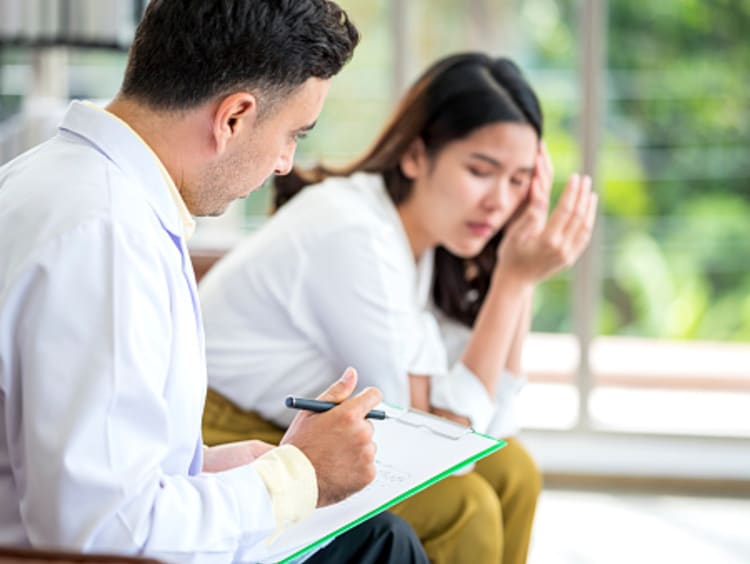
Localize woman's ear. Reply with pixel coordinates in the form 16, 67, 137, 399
399, 137, 428, 180
211, 92, 258, 154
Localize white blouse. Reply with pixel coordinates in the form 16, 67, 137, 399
199, 172, 524, 436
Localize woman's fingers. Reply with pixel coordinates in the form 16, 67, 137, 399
529, 170, 550, 215
500, 148, 598, 279
555, 175, 597, 264
506, 174, 548, 245
538, 141, 554, 193
532, 141, 553, 202
533, 173, 598, 269
586, 190, 598, 229
569, 190, 598, 255
560, 174, 592, 240
516, 141, 554, 235
543, 173, 583, 242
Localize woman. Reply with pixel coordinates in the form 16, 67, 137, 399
199, 53, 597, 564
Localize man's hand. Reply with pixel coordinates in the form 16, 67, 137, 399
202, 440, 276, 473
280, 368, 382, 507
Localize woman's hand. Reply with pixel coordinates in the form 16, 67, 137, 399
496, 143, 598, 285
430, 407, 471, 427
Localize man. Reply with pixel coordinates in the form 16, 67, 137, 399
0, 1, 427, 562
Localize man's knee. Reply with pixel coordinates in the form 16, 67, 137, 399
305, 512, 427, 564
371, 512, 427, 563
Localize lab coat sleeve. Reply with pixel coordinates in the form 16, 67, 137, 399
8, 218, 275, 560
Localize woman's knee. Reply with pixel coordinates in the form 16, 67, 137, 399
441, 474, 502, 563
476, 439, 542, 503
390, 472, 502, 546
506, 439, 543, 500
463, 473, 503, 525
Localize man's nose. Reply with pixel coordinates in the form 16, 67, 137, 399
274, 145, 297, 176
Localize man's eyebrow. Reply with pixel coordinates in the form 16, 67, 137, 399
469, 152, 534, 175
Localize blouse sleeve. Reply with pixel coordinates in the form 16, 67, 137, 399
429, 311, 526, 436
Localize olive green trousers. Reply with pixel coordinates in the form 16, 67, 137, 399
203, 388, 541, 564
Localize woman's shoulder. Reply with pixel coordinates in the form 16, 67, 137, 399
277, 172, 398, 238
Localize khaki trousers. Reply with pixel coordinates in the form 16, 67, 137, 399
202, 388, 541, 564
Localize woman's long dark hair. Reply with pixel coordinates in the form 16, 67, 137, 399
274, 53, 543, 327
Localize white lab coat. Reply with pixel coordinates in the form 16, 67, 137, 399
0, 102, 275, 561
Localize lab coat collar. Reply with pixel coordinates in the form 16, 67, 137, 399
58, 100, 184, 240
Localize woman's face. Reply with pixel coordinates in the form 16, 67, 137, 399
400, 121, 538, 258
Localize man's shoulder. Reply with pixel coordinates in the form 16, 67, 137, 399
6, 134, 155, 217
0, 136, 167, 271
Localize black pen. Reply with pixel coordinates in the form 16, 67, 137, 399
285, 396, 388, 420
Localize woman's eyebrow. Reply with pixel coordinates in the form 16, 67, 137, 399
469, 152, 502, 167
469, 152, 535, 175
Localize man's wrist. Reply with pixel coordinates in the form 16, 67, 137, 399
252, 444, 318, 532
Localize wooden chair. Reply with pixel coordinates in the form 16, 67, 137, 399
0, 547, 162, 563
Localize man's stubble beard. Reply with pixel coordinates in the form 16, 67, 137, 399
191, 151, 259, 217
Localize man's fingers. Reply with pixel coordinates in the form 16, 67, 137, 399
314, 369, 382, 420
324, 388, 383, 422
343, 386, 383, 419
316, 367, 358, 404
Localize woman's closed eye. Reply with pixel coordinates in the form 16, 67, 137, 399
467, 165, 494, 178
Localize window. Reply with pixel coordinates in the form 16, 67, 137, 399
3, 0, 749, 454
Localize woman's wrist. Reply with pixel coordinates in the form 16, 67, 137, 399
490, 264, 536, 297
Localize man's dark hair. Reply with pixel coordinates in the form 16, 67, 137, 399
121, 0, 359, 111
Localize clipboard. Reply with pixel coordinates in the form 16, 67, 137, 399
239, 403, 506, 563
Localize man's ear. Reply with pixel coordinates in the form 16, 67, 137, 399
212, 92, 258, 154
399, 137, 428, 180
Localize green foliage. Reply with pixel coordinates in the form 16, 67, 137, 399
602, 194, 750, 340
593, 0, 750, 340
600, 141, 651, 217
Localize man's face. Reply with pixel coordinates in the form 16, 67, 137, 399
189, 78, 331, 216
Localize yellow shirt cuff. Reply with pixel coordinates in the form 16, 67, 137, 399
251, 444, 318, 532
